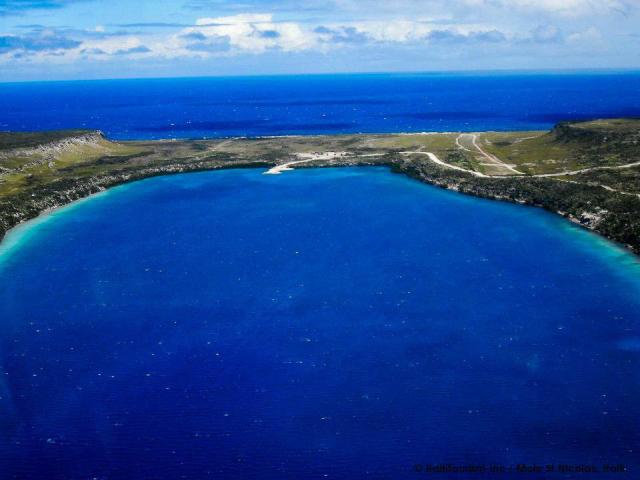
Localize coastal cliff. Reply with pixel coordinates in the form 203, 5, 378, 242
552, 119, 640, 146
0, 131, 106, 161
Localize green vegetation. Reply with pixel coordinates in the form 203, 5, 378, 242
1, 119, 640, 254
0, 131, 143, 196
480, 131, 568, 174
0, 130, 92, 150
481, 119, 640, 174
568, 167, 640, 195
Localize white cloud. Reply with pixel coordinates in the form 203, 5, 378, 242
81, 36, 145, 55
530, 24, 562, 43
567, 27, 603, 44
331, 0, 631, 18
177, 14, 315, 54
0, 5, 630, 67
195, 13, 270, 25
501, 0, 630, 16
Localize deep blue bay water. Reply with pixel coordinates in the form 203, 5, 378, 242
1, 167, 640, 478
1, 72, 640, 138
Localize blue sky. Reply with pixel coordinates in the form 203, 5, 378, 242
1, 0, 639, 81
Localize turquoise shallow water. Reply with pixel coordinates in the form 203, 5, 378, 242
1, 167, 639, 479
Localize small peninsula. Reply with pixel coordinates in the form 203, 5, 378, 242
1, 118, 640, 254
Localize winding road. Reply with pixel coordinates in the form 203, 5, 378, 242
259, 135, 640, 199
400, 146, 640, 199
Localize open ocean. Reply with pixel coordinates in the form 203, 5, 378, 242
1, 73, 640, 478
1, 72, 640, 139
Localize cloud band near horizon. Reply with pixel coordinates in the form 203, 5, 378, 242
0, 0, 638, 80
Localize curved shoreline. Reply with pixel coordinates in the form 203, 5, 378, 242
0, 159, 272, 247
2, 161, 640, 270
0, 186, 115, 264
4, 120, 640, 256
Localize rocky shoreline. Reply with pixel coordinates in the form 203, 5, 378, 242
2, 154, 639, 258
393, 161, 640, 254
295, 155, 640, 255
0, 158, 270, 245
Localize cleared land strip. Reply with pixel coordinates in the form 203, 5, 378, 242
456, 132, 640, 179
457, 133, 524, 175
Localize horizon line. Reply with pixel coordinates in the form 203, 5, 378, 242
1, 67, 640, 85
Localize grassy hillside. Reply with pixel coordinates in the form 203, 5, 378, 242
480, 118, 640, 175
0, 131, 145, 197
0, 130, 92, 150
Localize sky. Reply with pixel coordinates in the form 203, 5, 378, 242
0, 0, 639, 81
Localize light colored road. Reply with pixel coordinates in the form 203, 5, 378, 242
455, 134, 473, 152
457, 133, 524, 175
549, 178, 640, 199
264, 158, 318, 174
533, 160, 640, 178
406, 150, 640, 198
457, 132, 640, 178
400, 151, 489, 178
262, 146, 640, 199
594, 183, 640, 198
264, 151, 357, 174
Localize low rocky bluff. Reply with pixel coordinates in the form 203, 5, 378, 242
0, 131, 106, 161
551, 120, 640, 146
